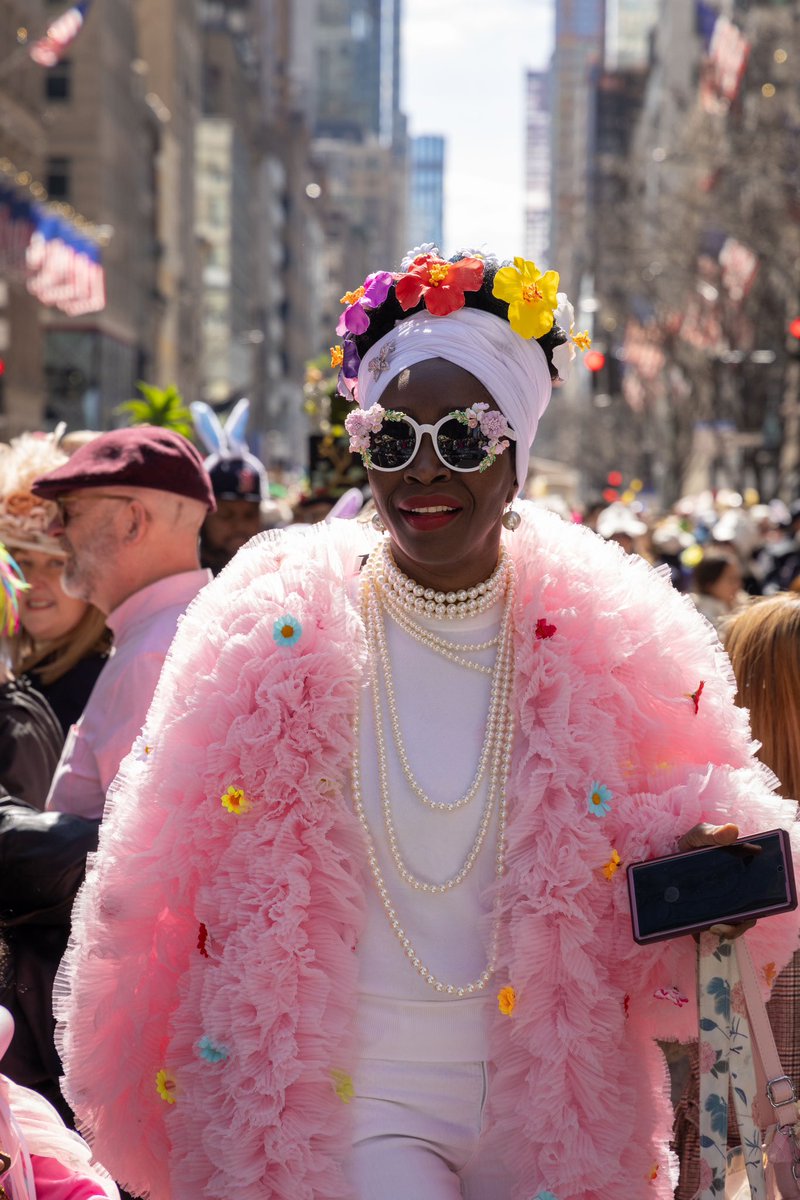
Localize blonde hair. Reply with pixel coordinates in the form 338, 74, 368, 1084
723, 594, 800, 801
15, 604, 110, 686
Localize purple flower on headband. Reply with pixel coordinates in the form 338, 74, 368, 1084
336, 272, 395, 337
338, 338, 362, 397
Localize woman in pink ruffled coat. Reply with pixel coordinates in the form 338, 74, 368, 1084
54, 252, 800, 1200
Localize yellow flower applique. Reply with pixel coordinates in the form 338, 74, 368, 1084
602, 849, 621, 880
497, 985, 516, 1015
156, 1068, 176, 1104
331, 1069, 355, 1103
221, 785, 251, 815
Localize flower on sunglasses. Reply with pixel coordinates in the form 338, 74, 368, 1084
587, 781, 612, 817
395, 253, 484, 317
337, 271, 395, 336
492, 258, 560, 339
455, 405, 512, 472
344, 403, 387, 465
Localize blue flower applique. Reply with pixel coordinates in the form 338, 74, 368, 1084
196, 1036, 229, 1064
273, 614, 302, 647
587, 780, 612, 817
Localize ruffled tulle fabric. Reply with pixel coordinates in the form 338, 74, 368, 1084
55, 524, 370, 1199
54, 508, 800, 1200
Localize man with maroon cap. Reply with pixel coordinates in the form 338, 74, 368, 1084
31, 426, 215, 820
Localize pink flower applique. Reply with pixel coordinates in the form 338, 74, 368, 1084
653, 985, 688, 1007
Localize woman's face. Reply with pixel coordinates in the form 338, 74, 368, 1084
709, 561, 742, 607
12, 547, 89, 642
367, 358, 517, 591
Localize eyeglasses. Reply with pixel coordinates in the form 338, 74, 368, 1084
55, 493, 134, 527
366, 411, 517, 473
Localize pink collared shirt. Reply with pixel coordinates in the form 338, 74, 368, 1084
45, 570, 211, 819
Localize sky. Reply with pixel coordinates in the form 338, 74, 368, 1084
401, 0, 554, 261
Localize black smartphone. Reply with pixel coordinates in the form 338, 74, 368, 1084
627, 829, 797, 945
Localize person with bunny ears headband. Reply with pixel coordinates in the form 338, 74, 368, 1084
190, 399, 271, 575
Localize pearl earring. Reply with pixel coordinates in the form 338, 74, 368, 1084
371, 512, 386, 532
501, 507, 521, 532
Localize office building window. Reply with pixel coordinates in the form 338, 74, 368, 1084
45, 60, 72, 101
46, 157, 71, 201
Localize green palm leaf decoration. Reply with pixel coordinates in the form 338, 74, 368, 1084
116, 382, 195, 440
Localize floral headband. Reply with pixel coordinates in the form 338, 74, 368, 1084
331, 251, 592, 400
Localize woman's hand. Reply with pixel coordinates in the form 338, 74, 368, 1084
677, 822, 757, 938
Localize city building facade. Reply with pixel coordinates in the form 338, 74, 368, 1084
408, 134, 444, 252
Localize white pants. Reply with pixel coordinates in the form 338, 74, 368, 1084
344, 1058, 512, 1199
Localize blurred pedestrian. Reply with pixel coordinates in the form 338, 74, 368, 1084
0, 432, 109, 739
191, 399, 269, 576
673, 593, 800, 1198
0, 545, 61, 808
689, 550, 746, 634
31, 427, 214, 819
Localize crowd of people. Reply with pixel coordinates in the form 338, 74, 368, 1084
0, 246, 797, 1199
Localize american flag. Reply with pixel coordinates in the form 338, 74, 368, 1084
711, 16, 750, 102
29, 1, 90, 68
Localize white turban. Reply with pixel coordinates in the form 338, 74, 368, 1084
356, 308, 553, 491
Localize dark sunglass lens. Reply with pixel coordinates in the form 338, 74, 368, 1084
436, 419, 487, 470
369, 419, 416, 470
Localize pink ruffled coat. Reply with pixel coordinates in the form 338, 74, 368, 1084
54, 508, 800, 1200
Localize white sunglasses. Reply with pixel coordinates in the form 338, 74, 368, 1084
366, 410, 516, 473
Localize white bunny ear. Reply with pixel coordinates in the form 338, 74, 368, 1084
223, 398, 251, 456
190, 401, 226, 456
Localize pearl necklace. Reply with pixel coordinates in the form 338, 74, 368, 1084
380, 542, 509, 620
367, 551, 511, 812
351, 545, 516, 995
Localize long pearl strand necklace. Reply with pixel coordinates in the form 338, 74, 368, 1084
369, 551, 513, 814
351, 543, 516, 996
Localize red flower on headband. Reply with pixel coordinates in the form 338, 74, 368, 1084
395, 254, 485, 317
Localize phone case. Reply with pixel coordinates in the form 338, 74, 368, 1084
627, 829, 797, 945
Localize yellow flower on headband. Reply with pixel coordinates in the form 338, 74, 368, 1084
492, 257, 559, 340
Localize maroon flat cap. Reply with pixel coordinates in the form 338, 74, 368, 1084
31, 426, 216, 512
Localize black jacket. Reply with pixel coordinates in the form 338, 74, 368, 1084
0, 793, 98, 1123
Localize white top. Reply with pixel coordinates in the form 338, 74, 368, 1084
354, 588, 502, 1060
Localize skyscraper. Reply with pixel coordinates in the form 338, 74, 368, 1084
524, 72, 551, 266
549, 0, 605, 293
408, 135, 445, 252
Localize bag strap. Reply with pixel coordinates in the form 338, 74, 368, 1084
698, 934, 768, 1198
735, 939, 799, 1132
